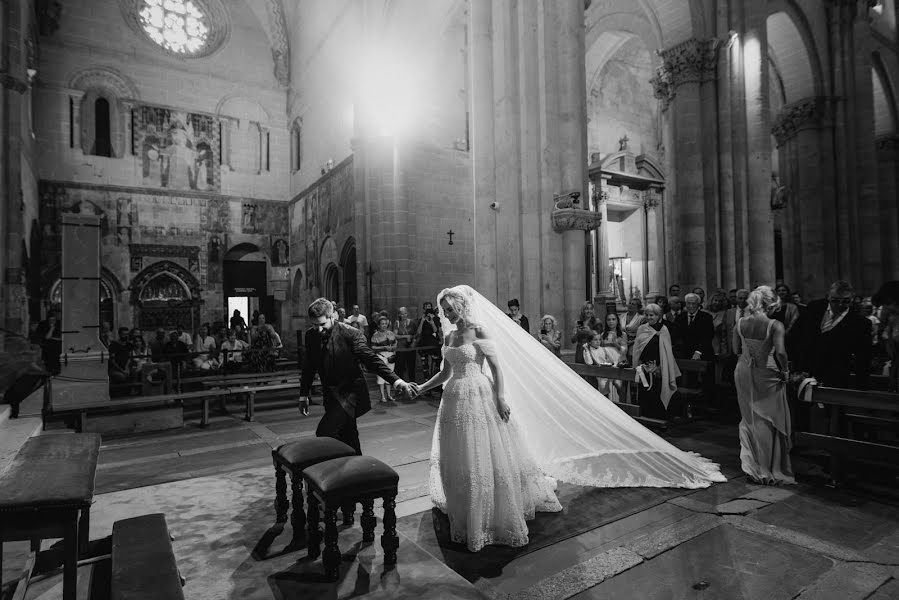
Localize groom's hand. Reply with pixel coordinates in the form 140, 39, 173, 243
393, 379, 412, 398
298, 396, 310, 416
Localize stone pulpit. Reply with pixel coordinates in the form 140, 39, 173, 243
52, 213, 110, 409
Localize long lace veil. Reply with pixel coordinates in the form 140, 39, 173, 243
436, 285, 726, 489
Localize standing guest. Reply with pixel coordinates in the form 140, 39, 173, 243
298, 298, 414, 454
873, 281, 899, 391
633, 304, 681, 420
336, 306, 347, 323
230, 310, 247, 331
108, 327, 132, 383
709, 291, 730, 359
728, 289, 739, 309
725, 289, 751, 355
655, 294, 670, 319
676, 293, 715, 361
668, 284, 681, 298
393, 306, 417, 382
35, 311, 62, 375
770, 284, 800, 333
248, 314, 281, 372
665, 296, 684, 323
346, 304, 369, 338
788, 280, 872, 389
193, 325, 218, 370
571, 301, 601, 366
622, 298, 646, 360
791, 292, 807, 311
415, 301, 443, 381
692, 287, 706, 309
537, 315, 562, 357
221, 329, 249, 372
251, 310, 260, 327
163, 330, 189, 378
371, 316, 398, 403
733, 286, 794, 485
149, 328, 168, 362
860, 299, 880, 347
507, 299, 530, 333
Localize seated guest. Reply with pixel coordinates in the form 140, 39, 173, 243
175, 324, 192, 347
149, 328, 167, 362
770, 284, 800, 333
537, 314, 562, 357
221, 329, 249, 372
507, 299, 530, 333
586, 313, 627, 399
733, 285, 794, 485
129, 336, 151, 376
193, 325, 219, 370
633, 304, 681, 419
873, 281, 899, 391
788, 280, 872, 389
108, 327, 132, 383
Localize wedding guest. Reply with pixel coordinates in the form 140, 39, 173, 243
415, 301, 442, 380
248, 314, 281, 372
164, 330, 189, 378
149, 328, 168, 362
99, 321, 111, 349
725, 289, 751, 355
393, 306, 417, 382
709, 291, 730, 360
791, 292, 807, 311
788, 280, 872, 389
571, 301, 601, 366
622, 298, 646, 360
692, 287, 706, 309
633, 304, 681, 420
728, 288, 739, 308
346, 304, 369, 338
507, 299, 530, 333
175, 324, 193, 347
770, 284, 800, 333
371, 316, 398, 402
129, 336, 151, 376
655, 294, 670, 318
35, 311, 62, 375
668, 284, 681, 298
665, 296, 684, 323
587, 312, 627, 398
733, 285, 794, 485
108, 327, 132, 383
193, 325, 218, 370
676, 293, 715, 361
872, 281, 899, 391
336, 306, 347, 323
580, 332, 603, 390
221, 329, 249, 372
230, 309, 247, 331
537, 315, 562, 357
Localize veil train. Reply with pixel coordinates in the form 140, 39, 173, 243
436, 285, 726, 489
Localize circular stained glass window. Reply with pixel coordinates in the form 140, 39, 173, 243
139, 0, 209, 55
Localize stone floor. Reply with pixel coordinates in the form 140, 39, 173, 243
2, 388, 899, 600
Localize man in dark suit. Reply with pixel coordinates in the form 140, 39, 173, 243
789, 280, 872, 389
299, 298, 414, 454
675, 293, 715, 361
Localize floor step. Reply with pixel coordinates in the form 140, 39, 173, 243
0, 404, 9, 428
0, 416, 42, 477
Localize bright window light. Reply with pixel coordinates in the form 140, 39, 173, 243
139, 0, 209, 55
358, 51, 423, 137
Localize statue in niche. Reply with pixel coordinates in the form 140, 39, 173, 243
272, 239, 289, 267
618, 134, 629, 152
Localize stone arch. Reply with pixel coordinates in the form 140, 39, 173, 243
319, 236, 339, 290
215, 94, 272, 124
766, 2, 824, 103
339, 237, 358, 308
242, 0, 290, 87
640, 0, 696, 47
68, 66, 140, 100
322, 263, 340, 303
44, 266, 122, 328
129, 260, 203, 331
586, 2, 661, 54
69, 66, 137, 158
223, 242, 267, 262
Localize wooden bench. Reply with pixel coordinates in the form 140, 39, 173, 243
0, 433, 101, 600
111, 513, 184, 600
795, 385, 899, 486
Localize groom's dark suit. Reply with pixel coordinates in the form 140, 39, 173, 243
300, 322, 400, 454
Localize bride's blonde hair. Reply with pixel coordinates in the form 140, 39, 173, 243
438, 287, 474, 322
747, 285, 780, 314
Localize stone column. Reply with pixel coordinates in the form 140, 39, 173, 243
645, 187, 664, 299
876, 135, 899, 279
556, 0, 589, 336
651, 38, 720, 290
772, 97, 839, 298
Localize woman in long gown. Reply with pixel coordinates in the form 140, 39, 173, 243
414, 290, 562, 552
733, 286, 795, 485
414, 286, 725, 553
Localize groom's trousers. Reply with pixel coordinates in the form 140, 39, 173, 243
316, 397, 362, 455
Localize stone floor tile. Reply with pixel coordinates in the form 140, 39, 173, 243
867, 578, 899, 600
684, 477, 754, 506
508, 546, 643, 600
739, 485, 797, 504
667, 495, 718, 514
794, 562, 893, 600
862, 529, 899, 565
715, 498, 770, 515
624, 513, 721, 559
576, 525, 836, 600
723, 515, 868, 561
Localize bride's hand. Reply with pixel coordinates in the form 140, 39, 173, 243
496, 397, 511, 422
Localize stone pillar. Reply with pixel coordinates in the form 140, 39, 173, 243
716, 1, 737, 291
652, 38, 721, 290
876, 135, 899, 279
645, 187, 664, 299
772, 97, 839, 298
556, 0, 589, 337
742, 1, 775, 287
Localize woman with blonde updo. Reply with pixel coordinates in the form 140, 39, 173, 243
733, 285, 795, 485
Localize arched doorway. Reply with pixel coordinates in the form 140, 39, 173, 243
46, 268, 120, 329
340, 238, 357, 308
323, 263, 340, 302
130, 260, 202, 330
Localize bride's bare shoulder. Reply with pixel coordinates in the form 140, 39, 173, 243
473, 325, 491, 340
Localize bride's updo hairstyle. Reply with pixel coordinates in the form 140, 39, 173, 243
438, 286, 474, 323
747, 285, 780, 315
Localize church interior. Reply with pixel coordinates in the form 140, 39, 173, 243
1, 0, 899, 599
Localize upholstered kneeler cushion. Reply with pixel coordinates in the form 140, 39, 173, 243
274, 438, 356, 472
303, 456, 399, 501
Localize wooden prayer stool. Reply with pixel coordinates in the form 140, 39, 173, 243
302, 455, 400, 581
271, 438, 356, 547
110, 513, 185, 599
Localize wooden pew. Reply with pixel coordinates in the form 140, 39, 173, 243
795, 385, 899, 486
110, 513, 184, 600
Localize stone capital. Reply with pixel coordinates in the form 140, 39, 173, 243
771, 96, 837, 147
650, 38, 721, 110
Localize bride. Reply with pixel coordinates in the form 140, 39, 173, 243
412, 285, 725, 553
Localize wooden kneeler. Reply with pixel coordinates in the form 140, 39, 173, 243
302, 456, 400, 581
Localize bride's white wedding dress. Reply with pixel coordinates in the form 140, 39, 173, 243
427, 285, 726, 553
429, 339, 562, 552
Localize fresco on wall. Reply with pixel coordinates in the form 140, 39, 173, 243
140, 273, 190, 301
241, 202, 289, 236
293, 158, 354, 292
132, 106, 220, 192
271, 239, 289, 266
207, 234, 224, 284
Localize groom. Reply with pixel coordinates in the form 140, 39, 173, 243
299, 297, 415, 454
